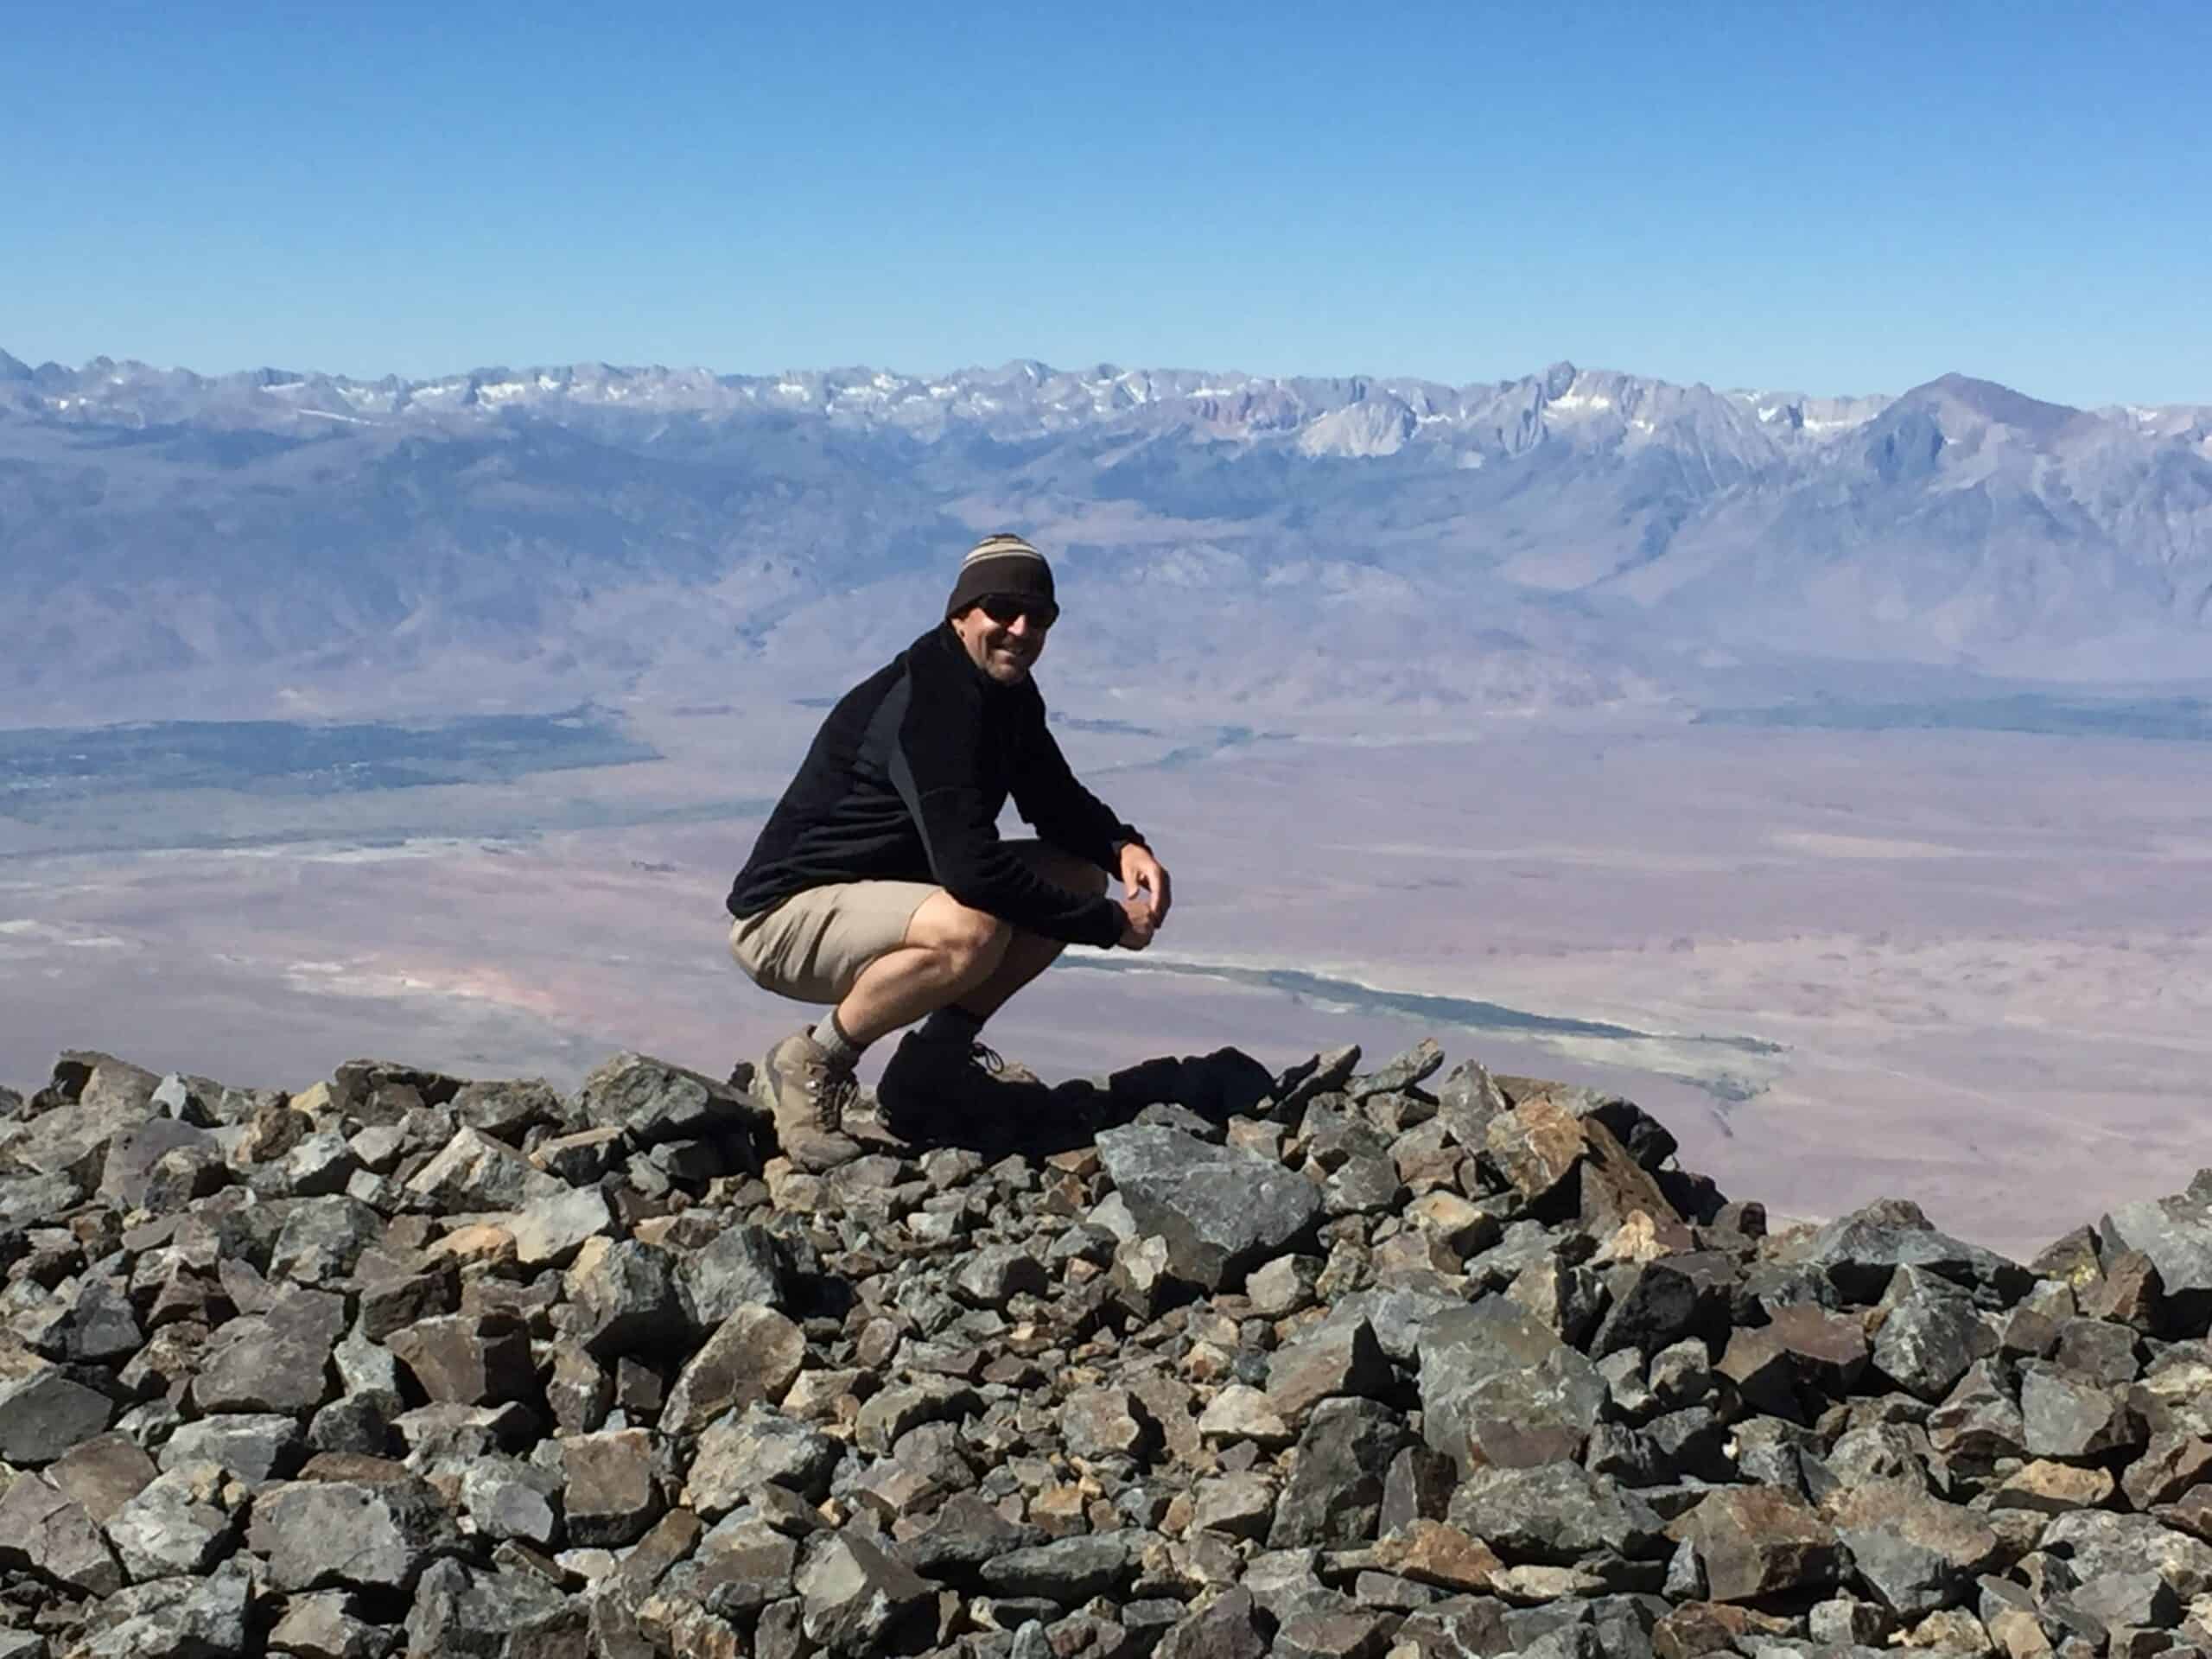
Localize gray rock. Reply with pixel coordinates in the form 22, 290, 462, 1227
575, 1052, 757, 1147
979, 1530, 1141, 1602
562, 1427, 661, 1547
952, 1243, 1050, 1308
0, 1471, 124, 1595
405, 1127, 567, 1211
1446, 1462, 1665, 1565
1827, 1478, 1999, 1616
1268, 1316, 1394, 1421
100, 1116, 223, 1210
404, 1558, 585, 1657
451, 1077, 563, 1139
1785, 1199, 2031, 1304
385, 1313, 537, 1407
685, 1404, 842, 1516
2021, 1362, 2142, 1459
1096, 1124, 1323, 1291
1154, 1587, 1268, 1659
2039, 1510, 2212, 1596
458, 1456, 563, 1548
896, 1491, 1046, 1579
675, 1223, 789, 1328
1269, 1397, 1414, 1548
62, 1564, 251, 1659
104, 1460, 239, 1582
193, 1309, 339, 1414
45, 1433, 160, 1527
1667, 1484, 1840, 1603
267, 1198, 385, 1284
279, 1131, 360, 1198
565, 1236, 683, 1357
265, 1588, 389, 1659
0, 1366, 115, 1464
2101, 1195, 2212, 1326
661, 1303, 805, 1434
504, 1185, 612, 1268
1872, 1265, 1989, 1401
1418, 1297, 1606, 1474
798, 1531, 938, 1656
248, 1476, 460, 1592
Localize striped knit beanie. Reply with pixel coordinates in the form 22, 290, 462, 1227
946, 533, 1057, 620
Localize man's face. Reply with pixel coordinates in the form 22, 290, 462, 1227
952, 595, 1055, 685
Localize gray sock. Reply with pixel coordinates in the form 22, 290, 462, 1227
918, 1006, 985, 1049
812, 1013, 865, 1069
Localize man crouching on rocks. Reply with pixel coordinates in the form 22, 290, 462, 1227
726, 533, 1171, 1168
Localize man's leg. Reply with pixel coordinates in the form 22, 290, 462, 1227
944, 842, 1109, 1022
875, 843, 1107, 1126
833, 892, 1013, 1044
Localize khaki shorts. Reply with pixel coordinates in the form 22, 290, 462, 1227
728, 879, 938, 1005
728, 839, 1085, 1005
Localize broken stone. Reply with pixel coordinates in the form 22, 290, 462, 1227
1096, 1125, 1323, 1292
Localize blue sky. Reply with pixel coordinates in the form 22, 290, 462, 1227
4, 1, 2205, 404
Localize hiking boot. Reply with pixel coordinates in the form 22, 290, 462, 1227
754, 1028, 862, 1172
877, 1033, 1039, 1142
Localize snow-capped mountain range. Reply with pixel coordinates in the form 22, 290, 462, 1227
4, 347, 2209, 722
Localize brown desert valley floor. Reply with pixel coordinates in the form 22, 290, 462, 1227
8, 704, 2212, 1260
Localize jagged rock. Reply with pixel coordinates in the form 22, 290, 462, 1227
661, 1304, 804, 1434
576, 1052, 757, 1147
268, 1197, 386, 1284
249, 1475, 461, 1592
1267, 1316, 1393, 1421
565, 1236, 683, 1357
1668, 1485, 1840, 1603
1446, 1461, 1665, 1565
61, 1565, 251, 1659
1268, 1397, 1414, 1548
562, 1427, 661, 1547
103, 1460, 240, 1582
2039, 1510, 2212, 1596
1827, 1478, 2000, 1616
48, 1434, 160, 1527
1785, 1200, 2031, 1304
505, 1185, 613, 1268
0, 1366, 115, 1464
2101, 1195, 2212, 1327
2020, 1362, 2142, 1459
686, 1403, 841, 1515
1154, 1586, 1268, 1659
0, 1471, 125, 1595
407, 1127, 567, 1211
387, 1313, 537, 1407
193, 1294, 344, 1414
404, 1558, 585, 1657
2124, 1433, 2212, 1510
1096, 1125, 1323, 1291
798, 1531, 938, 1655
674, 1222, 788, 1327
980, 1531, 1142, 1602
265, 1588, 389, 1659
1873, 1266, 1992, 1401
1418, 1297, 1605, 1473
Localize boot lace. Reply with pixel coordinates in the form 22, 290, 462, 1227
812, 1065, 858, 1133
969, 1043, 1007, 1077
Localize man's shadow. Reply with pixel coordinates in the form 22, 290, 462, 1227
858, 1046, 1278, 1158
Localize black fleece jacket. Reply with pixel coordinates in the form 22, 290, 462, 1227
727, 624, 1141, 948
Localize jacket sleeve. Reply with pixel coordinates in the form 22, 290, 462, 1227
887, 671, 1126, 949
1010, 715, 1144, 874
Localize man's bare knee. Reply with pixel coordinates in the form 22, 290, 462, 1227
910, 898, 1012, 980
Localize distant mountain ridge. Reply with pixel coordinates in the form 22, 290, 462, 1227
3, 348, 2209, 722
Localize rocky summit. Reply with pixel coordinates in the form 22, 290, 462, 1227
3, 1040, 2212, 1659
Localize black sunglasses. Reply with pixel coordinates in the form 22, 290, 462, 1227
977, 594, 1058, 629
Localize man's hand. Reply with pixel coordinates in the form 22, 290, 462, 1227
1118, 843, 1172, 928
1116, 894, 1157, 950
